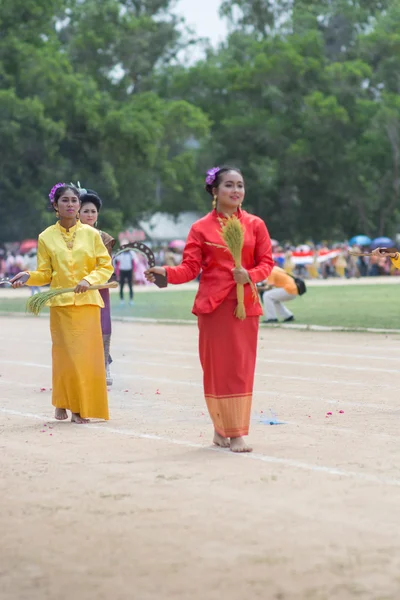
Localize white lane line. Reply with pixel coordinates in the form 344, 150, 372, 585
257, 391, 394, 410
1, 358, 399, 390
116, 370, 397, 390
259, 373, 398, 388
2, 407, 400, 487
0, 371, 394, 411
118, 359, 195, 370
2, 334, 400, 363
0, 360, 51, 369
261, 348, 400, 362
0, 379, 45, 389
1, 352, 399, 377
121, 348, 400, 375
118, 338, 400, 363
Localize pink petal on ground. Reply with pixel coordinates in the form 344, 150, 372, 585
201, 412, 205, 416
339, 410, 344, 414
155, 389, 161, 395
124, 389, 129, 393
50, 434, 53, 436
40, 388, 46, 392
326, 412, 333, 416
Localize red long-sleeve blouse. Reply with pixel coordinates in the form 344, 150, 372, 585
165, 208, 274, 316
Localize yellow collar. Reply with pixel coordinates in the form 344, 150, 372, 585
56, 220, 81, 234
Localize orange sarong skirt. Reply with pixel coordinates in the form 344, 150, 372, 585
198, 297, 259, 438
50, 305, 109, 420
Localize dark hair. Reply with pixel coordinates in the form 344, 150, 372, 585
205, 166, 243, 196
53, 184, 80, 205
79, 189, 102, 212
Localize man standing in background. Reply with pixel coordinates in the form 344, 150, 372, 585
115, 249, 135, 306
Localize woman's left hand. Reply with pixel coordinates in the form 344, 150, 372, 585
232, 267, 250, 284
75, 279, 90, 293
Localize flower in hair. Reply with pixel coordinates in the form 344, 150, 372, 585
48, 183, 66, 203
205, 167, 220, 186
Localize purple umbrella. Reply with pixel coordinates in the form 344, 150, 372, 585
370, 237, 394, 249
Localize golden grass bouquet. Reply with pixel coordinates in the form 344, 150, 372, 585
219, 215, 247, 320
26, 282, 118, 315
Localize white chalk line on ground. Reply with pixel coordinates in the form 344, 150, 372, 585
3, 326, 400, 358
1, 358, 399, 390
122, 347, 400, 375
2, 407, 400, 488
1, 389, 398, 443
0, 371, 395, 413
116, 337, 400, 362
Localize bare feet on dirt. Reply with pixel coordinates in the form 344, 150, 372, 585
230, 437, 253, 453
71, 413, 90, 424
213, 431, 230, 448
55, 408, 68, 420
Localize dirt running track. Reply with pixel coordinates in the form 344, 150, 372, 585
1, 315, 400, 600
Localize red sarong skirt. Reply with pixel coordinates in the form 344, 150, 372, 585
198, 297, 259, 438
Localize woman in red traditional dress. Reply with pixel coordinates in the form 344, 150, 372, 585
145, 167, 273, 452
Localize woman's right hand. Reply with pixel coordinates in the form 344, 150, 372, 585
10, 272, 30, 288
372, 247, 399, 258
144, 267, 167, 283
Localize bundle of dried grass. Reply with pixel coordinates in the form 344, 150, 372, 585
219, 215, 246, 320
26, 282, 118, 315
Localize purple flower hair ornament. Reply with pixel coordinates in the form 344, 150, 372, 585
205, 167, 220, 186
48, 182, 66, 203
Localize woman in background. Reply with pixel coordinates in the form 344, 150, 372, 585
79, 188, 115, 386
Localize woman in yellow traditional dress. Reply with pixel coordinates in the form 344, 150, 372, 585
11, 183, 113, 423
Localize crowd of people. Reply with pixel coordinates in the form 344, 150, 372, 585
267, 246, 399, 279
2, 241, 397, 286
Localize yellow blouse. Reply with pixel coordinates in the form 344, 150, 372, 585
27, 221, 113, 308
391, 254, 400, 269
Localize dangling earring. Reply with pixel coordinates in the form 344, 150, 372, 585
55, 208, 59, 219
212, 195, 217, 209
94, 220, 98, 228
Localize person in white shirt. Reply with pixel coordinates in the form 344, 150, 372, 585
115, 250, 135, 305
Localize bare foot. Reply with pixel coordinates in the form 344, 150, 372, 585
55, 408, 68, 420
230, 437, 253, 453
213, 431, 230, 448
71, 413, 90, 424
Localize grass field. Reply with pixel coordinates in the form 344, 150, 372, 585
0, 284, 400, 329
1, 283, 400, 329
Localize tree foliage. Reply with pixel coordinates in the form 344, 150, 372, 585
1, 0, 400, 243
